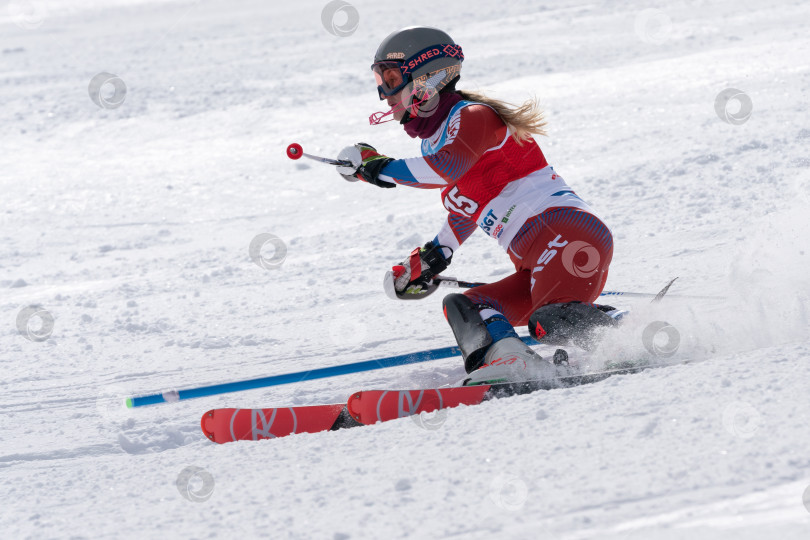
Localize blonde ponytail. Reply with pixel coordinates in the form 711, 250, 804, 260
456, 90, 548, 143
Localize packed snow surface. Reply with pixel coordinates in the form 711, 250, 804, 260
2, 0, 810, 538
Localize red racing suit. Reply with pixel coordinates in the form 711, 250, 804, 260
379, 100, 613, 326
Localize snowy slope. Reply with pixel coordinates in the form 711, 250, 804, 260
2, 0, 810, 538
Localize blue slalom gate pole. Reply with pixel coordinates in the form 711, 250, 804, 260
126, 336, 537, 408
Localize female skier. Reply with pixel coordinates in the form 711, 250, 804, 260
336, 26, 618, 386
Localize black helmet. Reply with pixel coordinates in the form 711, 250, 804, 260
371, 26, 463, 102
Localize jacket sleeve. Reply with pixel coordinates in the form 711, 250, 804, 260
433, 212, 478, 258
377, 105, 505, 189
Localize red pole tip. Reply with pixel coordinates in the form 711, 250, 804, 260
286, 143, 303, 160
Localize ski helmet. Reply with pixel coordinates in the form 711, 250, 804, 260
371, 26, 464, 104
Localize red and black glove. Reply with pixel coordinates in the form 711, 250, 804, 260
391, 241, 452, 296
336, 143, 395, 188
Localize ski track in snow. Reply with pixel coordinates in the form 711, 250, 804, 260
1, 0, 810, 538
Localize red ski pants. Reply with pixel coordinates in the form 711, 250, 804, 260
463, 207, 613, 327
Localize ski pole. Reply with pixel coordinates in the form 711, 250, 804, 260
434, 276, 486, 289
286, 143, 353, 167
433, 276, 725, 301
599, 290, 724, 300
126, 336, 538, 408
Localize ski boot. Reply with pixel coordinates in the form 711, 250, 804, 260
442, 294, 572, 391
529, 301, 626, 351
461, 337, 560, 388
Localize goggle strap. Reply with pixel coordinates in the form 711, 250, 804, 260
371, 43, 464, 79
399, 43, 464, 77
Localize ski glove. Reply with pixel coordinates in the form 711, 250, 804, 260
335, 143, 396, 188
392, 241, 452, 295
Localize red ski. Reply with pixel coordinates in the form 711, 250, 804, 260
200, 388, 491, 443
343, 360, 677, 425
201, 404, 358, 443
346, 386, 489, 425
201, 362, 663, 443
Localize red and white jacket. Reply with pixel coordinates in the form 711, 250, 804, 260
378, 100, 600, 257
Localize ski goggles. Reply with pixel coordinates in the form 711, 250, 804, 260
372, 61, 408, 100
371, 44, 464, 100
